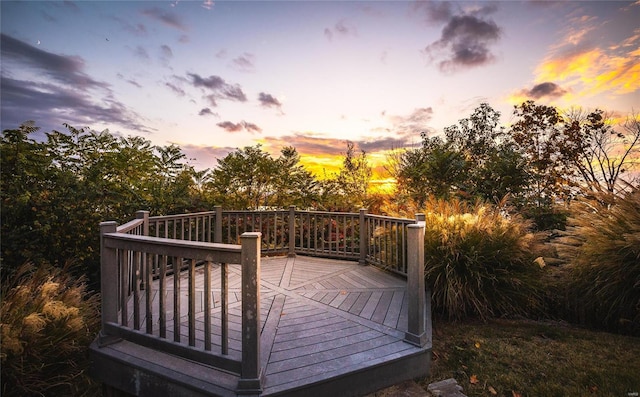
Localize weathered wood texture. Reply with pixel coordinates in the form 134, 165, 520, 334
91, 255, 431, 397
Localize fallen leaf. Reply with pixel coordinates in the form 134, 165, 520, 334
340, 290, 347, 295
474, 342, 481, 348
470, 375, 478, 384
488, 386, 497, 395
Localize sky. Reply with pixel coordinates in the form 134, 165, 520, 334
1, 0, 639, 185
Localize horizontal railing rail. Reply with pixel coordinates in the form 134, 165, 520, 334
146, 206, 424, 277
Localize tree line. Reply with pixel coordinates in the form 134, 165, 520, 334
389, 101, 639, 229
1, 101, 639, 285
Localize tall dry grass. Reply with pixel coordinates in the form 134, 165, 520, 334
558, 187, 640, 334
1, 263, 100, 396
420, 198, 544, 320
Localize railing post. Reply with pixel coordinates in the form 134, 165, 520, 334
288, 205, 296, 257
136, 211, 150, 290
359, 208, 367, 265
405, 223, 428, 347
136, 210, 149, 235
237, 232, 262, 394
99, 221, 121, 347
214, 206, 223, 243
415, 213, 426, 226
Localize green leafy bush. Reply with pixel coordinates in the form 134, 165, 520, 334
1, 263, 100, 396
559, 187, 640, 334
423, 198, 544, 320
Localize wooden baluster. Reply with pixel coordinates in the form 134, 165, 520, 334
188, 258, 195, 346
204, 261, 212, 351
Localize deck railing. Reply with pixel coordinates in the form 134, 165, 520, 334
146, 206, 424, 277
98, 207, 427, 393
99, 217, 262, 392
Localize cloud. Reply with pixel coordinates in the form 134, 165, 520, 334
201, 0, 214, 10
537, 47, 640, 97
324, 20, 357, 41
413, 1, 453, 23
178, 143, 236, 170
160, 44, 173, 61
0, 34, 150, 134
111, 16, 147, 36
116, 73, 141, 88
165, 81, 186, 96
242, 121, 261, 133
258, 92, 283, 113
517, 82, 568, 100
198, 108, 216, 116
231, 53, 255, 72
134, 45, 150, 61
522, 5, 640, 101
141, 7, 187, 31
263, 133, 411, 158
261, 133, 411, 178
1, 76, 149, 134
187, 73, 247, 103
423, 4, 502, 72
387, 107, 434, 135
217, 120, 262, 134
1, 33, 107, 89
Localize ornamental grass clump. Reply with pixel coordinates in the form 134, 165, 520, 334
560, 187, 640, 335
423, 198, 544, 320
1, 263, 100, 396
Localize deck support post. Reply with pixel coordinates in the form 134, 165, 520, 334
405, 223, 428, 347
237, 232, 263, 395
214, 206, 223, 243
359, 208, 368, 265
99, 221, 121, 347
288, 205, 296, 257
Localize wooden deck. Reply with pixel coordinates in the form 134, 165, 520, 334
90, 255, 431, 397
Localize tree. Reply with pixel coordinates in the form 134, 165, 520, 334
444, 102, 505, 163
510, 101, 575, 207
335, 142, 372, 209
443, 103, 530, 202
209, 145, 278, 210
271, 147, 321, 209
1, 122, 203, 285
563, 108, 640, 193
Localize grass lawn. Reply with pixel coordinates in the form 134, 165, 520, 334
418, 318, 640, 397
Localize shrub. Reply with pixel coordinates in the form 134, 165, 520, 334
1, 263, 100, 396
422, 198, 544, 320
559, 187, 640, 335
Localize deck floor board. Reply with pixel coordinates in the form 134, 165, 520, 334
101, 255, 429, 396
